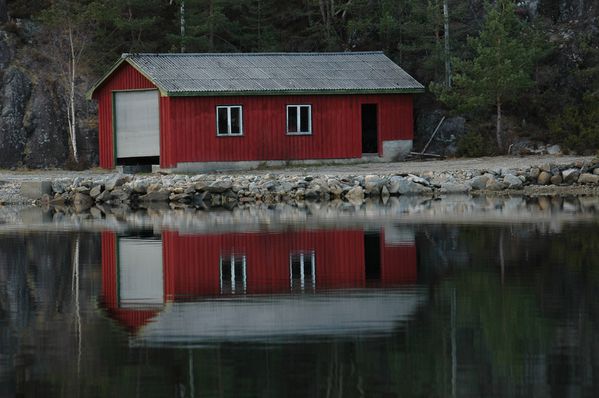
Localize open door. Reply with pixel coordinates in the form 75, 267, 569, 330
361, 104, 378, 154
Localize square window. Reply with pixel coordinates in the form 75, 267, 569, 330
220, 254, 247, 294
216, 106, 243, 136
286, 105, 312, 135
290, 251, 316, 291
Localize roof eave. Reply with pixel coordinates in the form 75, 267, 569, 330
165, 87, 425, 97
85, 57, 168, 100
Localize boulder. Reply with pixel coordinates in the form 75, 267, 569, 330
105, 175, 130, 191
139, 190, 170, 202
578, 173, 599, 184
562, 168, 580, 184
439, 182, 470, 194
345, 185, 364, 201
206, 179, 233, 193
546, 144, 561, 155
469, 175, 490, 190
537, 171, 552, 185
73, 192, 93, 208
503, 174, 523, 189
396, 179, 433, 195
550, 174, 563, 185
364, 175, 385, 195
528, 167, 541, 180
387, 176, 405, 194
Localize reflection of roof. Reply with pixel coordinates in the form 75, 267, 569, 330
88, 52, 424, 98
130, 289, 426, 346
99, 298, 161, 334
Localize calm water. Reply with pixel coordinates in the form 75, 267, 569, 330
1, 199, 599, 397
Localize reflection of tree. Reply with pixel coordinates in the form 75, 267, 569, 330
0, 224, 598, 397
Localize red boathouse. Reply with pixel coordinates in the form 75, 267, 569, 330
100, 228, 418, 334
88, 52, 424, 171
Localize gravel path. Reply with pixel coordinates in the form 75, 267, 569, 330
235, 155, 596, 176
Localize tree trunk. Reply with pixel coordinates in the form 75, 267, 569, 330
496, 97, 503, 152
443, 0, 452, 88
180, 0, 186, 53
68, 26, 78, 163
208, 0, 214, 51
0, 0, 8, 23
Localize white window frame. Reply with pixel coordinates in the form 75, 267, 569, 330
219, 254, 247, 294
216, 105, 244, 136
286, 105, 312, 135
289, 251, 316, 291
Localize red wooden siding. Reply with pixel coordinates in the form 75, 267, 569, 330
162, 230, 366, 298
162, 94, 413, 168
93, 63, 160, 168
93, 63, 415, 169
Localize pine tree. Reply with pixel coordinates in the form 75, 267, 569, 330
434, 0, 541, 151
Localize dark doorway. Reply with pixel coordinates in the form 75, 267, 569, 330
361, 104, 378, 154
364, 232, 381, 281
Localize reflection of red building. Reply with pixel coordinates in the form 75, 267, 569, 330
101, 228, 417, 333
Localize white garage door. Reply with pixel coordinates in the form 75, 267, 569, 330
114, 90, 160, 158
118, 238, 164, 308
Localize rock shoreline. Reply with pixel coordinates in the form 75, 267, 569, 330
20, 158, 599, 210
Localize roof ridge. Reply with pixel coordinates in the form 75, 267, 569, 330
123, 51, 385, 58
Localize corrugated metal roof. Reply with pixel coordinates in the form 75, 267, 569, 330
89, 52, 424, 98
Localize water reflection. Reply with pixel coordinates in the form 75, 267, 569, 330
100, 228, 422, 342
0, 204, 598, 397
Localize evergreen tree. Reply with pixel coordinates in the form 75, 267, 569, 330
434, 0, 542, 151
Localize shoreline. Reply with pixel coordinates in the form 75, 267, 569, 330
1, 155, 599, 208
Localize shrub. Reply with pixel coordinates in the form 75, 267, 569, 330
549, 94, 599, 154
457, 131, 488, 157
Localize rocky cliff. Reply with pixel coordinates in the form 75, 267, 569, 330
0, 25, 97, 169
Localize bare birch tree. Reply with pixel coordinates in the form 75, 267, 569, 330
39, 1, 97, 164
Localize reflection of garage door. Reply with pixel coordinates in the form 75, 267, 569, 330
114, 90, 160, 159
118, 237, 163, 308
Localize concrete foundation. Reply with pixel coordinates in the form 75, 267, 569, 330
160, 141, 413, 173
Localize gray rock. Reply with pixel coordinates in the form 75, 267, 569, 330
537, 171, 552, 185
578, 173, 599, 184
363, 175, 385, 194
546, 144, 561, 155
439, 182, 470, 194
73, 192, 93, 208
139, 190, 170, 202
528, 167, 541, 180
132, 179, 151, 194
345, 185, 364, 201
206, 179, 233, 193
469, 175, 490, 190
594, 168, 599, 176
397, 179, 433, 195
381, 185, 390, 198
387, 176, 406, 194
0, 68, 32, 167
503, 174, 523, 189
562, 168, 580, 184
51, 179, 71, 194
550, 174, 563, 185
23, 83, 69, 168
105, 175, 129, 191
95, 189, 113, 203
